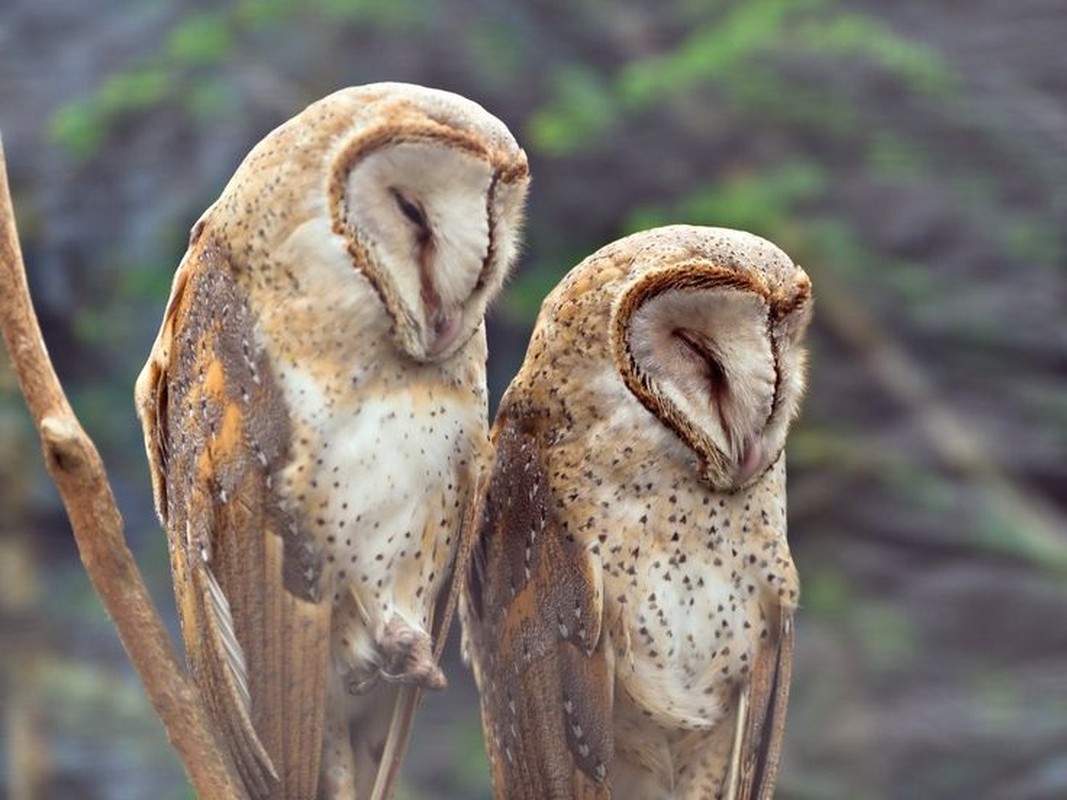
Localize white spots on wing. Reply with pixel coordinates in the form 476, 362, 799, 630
562, 692, 595, 761
241, 337, 261, 386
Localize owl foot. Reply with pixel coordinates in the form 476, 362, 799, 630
379, 615, 447, 690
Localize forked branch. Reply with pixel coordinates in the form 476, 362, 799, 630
0, 137, 245, 798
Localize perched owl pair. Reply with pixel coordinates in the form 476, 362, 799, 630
136, 83, 812, 800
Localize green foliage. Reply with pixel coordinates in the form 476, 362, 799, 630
118, 259, 175, 303
965, 664, 1031, 733
501, 260, 565, 321
311, 0, 426, 26
853, 601, 917, 670
46, 0, 429, 160
98, 68, 171, 112
618, 0, 799, 108
794, 13, 956, 96
625, 162, 826, 236
47, 102, 108, 159
1002, 218, 1063, 267
234, 0, 293, 26
972, 504, 1067, 575
466, 20, 529, 85
183, 78, 231, 121
801, 564, 852, 616
49, 42, 190, 158
527, 0, 955, 158
528, 65, 615, 155
233, 0, 425, 28
167, 11, 233, 65
867, 131, 930, 178
510, 0, 1054, 337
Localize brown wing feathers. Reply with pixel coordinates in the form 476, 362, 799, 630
150, 240, 330, 800
465, 413, 613, 800
736, 613, 794, 800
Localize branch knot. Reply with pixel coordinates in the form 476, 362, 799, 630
40, 414, 92, 482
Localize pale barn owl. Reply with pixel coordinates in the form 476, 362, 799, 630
135, 83, 529, 800
462, 225, 812, 800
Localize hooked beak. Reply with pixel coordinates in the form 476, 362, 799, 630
426, 309, 462, 358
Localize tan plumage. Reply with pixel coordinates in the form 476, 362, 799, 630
135, 83, 528, 799
461, 225, 812, 800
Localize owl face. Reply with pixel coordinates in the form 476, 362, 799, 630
337, 117, 528, 362
616, 261, 811, 489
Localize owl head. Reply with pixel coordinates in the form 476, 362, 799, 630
528, 225, 812, 491
209, 82, 529, 363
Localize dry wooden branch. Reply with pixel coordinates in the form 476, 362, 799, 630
0, 137, 246, 798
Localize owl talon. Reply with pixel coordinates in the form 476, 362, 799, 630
379, 615, 447, 690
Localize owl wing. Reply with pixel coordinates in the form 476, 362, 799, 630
135, 232, 331, 800
727, 611, 794, 800
463, 410, 614, 800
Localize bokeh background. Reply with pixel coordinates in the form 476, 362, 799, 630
2, 1, 1066, 798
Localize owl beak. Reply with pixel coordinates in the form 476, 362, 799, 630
426, 309, 462, 358
736, 438, 763, 484
420, 274, 462, 358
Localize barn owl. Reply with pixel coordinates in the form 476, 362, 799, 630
461, 225, 812, 800
135, 83, 529, 800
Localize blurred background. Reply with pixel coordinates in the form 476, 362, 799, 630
1, 0, 1065, 798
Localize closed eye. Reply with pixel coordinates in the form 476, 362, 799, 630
674, 327, 729, 402
390, 187, 430, 236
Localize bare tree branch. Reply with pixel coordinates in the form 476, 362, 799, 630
0, 136, 246, 798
